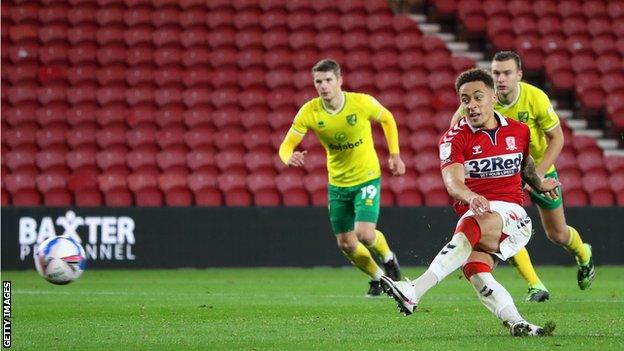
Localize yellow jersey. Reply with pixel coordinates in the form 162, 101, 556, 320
291, 92, 384, 187
495, 82, 560, 173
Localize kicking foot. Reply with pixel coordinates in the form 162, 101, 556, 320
379, 275, 417, 315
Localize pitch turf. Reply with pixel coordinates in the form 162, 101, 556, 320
2, 266, 623, 350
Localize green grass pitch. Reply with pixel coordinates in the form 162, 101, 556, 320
2, 266, 623, 350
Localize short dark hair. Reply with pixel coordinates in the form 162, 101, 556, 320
455, 68, 495, 92
493, 51, 522, 70
312, 59, 341, 77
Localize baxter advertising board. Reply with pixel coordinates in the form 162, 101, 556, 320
2, 206, 624, 270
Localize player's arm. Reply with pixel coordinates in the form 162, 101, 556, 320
449, 106, 463, 128
377, 108, 405, 175
278, 129, 306, 167
536, 124, 564, 176
441, 163, 490, 215
521, 155, 559, 199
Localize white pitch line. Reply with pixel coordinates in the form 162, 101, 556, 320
13, 290, 624, 303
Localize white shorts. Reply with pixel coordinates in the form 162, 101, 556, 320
457, 201, 533, 260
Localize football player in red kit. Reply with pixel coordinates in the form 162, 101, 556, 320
380, 69, 559, 337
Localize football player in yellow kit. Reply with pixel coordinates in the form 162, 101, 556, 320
279, 59, 406, 296
450, 52, 595, 301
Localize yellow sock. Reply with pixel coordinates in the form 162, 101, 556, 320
343, 243, 384, 280
565, 226, 590, 265
366, 230, 393, 262
509, 247, 544, 288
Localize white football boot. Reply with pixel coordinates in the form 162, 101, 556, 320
380, 275, 418, 315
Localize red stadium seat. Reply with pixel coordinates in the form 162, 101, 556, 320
589, 189, 616, 206
181, 27, 209, 48
126, 124, 157, 150
563, 188, 589, 206
5, 173, 41, 206
183, 107, 213, 128
68, 173, 102, 206
558, 1, 583, 18
576, 149, 605, 173
156, 148, 188, 175
125, 84, 155, 107
128, 173, 163, 206
185, 126, 215, 149
218, 173, 252, 206
605, 155, 624, 174
158, 173, 192, 206
388, 173, 423, 206
126, 148, 159, 174
289, 30, 317, 51
188, 172, 222, 206
96, 148, 129, 175
6, 148, 38, 176
37, 124, 68, 151
417, 171, 446, 194
247, 173, 280, 206
152, 26, 181, 48
97, 25, 125, 46
36, 172, 71, 206
66, 148, 99, 176
39, 3, 69, 24
303, 172, 327, 206
582, 173, 610, 194
183, 67, 212, 88
275, 171, 309, 206
36, 149, 69, 176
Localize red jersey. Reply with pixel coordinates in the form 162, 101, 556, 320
439, 112, 531, 215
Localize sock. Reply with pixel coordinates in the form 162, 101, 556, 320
427, 216, 481, 281
564, 226, 590, 265
410, 217, 481, 300
508, 247, 546, 289
465, 263, 524, 324
343, 243, 384, 280
365, 230, 394, 263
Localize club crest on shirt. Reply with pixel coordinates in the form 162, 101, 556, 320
517, 111, 529, 123
505, 136, 517, 151
472, 145, 482, 155
317, 120, 325, 128
346, 114, 357, 126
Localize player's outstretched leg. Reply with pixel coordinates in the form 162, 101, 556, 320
508, 248, 550, 302
463, 260, 554, 337
366, 230, 401, 280
380, 216, 482, 315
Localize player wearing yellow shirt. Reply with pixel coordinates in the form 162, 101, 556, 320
279, 59, 406, 296
450, 52, 595, 301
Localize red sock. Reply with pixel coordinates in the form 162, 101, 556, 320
455, 216, 481, 247
462, 261, 492, 280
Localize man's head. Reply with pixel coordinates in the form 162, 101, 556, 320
312, 59, 343, 101
455, 68, 497, 129
491, 51, 522, 97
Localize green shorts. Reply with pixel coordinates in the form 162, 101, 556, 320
528, 171, 563, 210
328, 178, 381, 234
